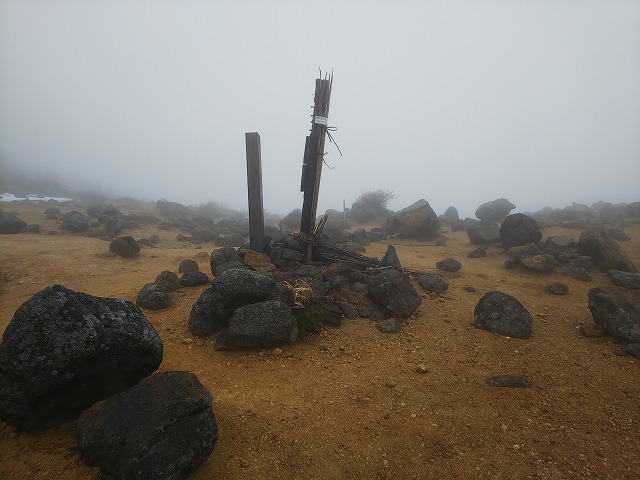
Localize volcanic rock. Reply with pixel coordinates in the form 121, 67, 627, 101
473, 291, 533, 339
0, 285, 163, 430
136, 283, 171, 310
499, 213, 542, 250
75, 371, 217, 480
587, 287, 640, 342
367, 270, 422, 318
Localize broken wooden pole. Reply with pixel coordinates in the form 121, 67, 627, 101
245, 132, 265, 253
300, 73, 333, 261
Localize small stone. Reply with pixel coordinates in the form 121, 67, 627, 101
319, 344, 329, 351
271, 348, 283, 357
463, 286, 477, 292
613, 348, 628, 357
579, 324, 605, 338
485, 374, 532, 388
384, 381, 397, 388
182, 338, 194, 345
239, 459, 250, 468
415, 364, 428, 374
546, 282, 569, 295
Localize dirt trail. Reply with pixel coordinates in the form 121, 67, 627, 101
1, 203, 639, 479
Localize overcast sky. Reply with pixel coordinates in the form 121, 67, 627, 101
1, 0, 639, 218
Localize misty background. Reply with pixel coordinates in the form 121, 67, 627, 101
1, 0, 638, 219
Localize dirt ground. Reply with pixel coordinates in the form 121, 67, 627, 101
1, 201, 639, 480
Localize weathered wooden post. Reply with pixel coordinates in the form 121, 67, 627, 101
300, 73, 333, 261
245, 132, 265, 252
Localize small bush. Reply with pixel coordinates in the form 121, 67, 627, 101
293, 306, 324, 337
351, 189, 396, 223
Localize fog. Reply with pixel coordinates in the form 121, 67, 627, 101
1, 0, 639, 218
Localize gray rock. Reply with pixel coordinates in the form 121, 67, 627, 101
473, 291, 532, 339
61, 211, 90, 232
451, 218, 478, 231
351, 228, 370, 246
520, 254, 555, 272
376, 318, 402, 333
588, 287, 640, 342
499, 213, 542, 250
383, 199, 440, 239
180, 271, 210, 287
563, 266, 593, 281
211, 270, 294, 331
572, 256, 593, 272
215, 300, 298, 350
209, 246, 240, 276
358, 307, 386, 321
0, 285, 163, 430
475, 198, 516, 223
546, 236, 574, 249
190, 225, 216, 242
608, 270, 640, 290
367, 270, 422, 318
109, 236, 141, 258
439, 206, 460, 225
381, 244, 402, 269
215, 260, 252, 277
155, 271, 181, 292
467, 226, 500, 244
485, 374, 532, 388
188, 289, 229, 337
417, 273, 448, 294
0, 212, 26, 234
546, 282, 569, 295
468, 247, 487, 258
578, 226, 636, 273
436, 257, 462, 272
76, 371, 217, 480
136, 283, 171, 310
178, 259, 200, 273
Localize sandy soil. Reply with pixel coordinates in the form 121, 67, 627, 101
1, 201, 639, 480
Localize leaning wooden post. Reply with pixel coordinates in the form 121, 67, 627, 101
300, 74, 333, 261
245, 132, 265, 253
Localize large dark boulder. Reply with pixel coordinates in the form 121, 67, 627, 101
475, 198, 516, 223
61, 211, 90, 232
0, 212, 27, 234
180, 271, 210, 287
212, 269, 293, 310
578, 227, 636, 273
188, 269, 293, 338
136, 283, 171, 310
473, 291, 532, 339
0, 285, 163, 430
75, 371, 217, 480
367, 270, 422, 318
588, 287, 640, 342
383, 199, 440, 239
215, 300, 298, 350
499, 213, 542, 250
109, 236, 141, 258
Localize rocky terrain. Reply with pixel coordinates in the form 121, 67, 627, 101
1, 196, 639, 480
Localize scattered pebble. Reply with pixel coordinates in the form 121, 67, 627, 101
579, 324, 605, 338
182, 338, 194, 345
415, 364, 428, 374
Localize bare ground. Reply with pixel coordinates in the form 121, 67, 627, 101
1, 201, 639, 480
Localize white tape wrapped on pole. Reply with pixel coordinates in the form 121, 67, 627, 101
314, 115, 328, 126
